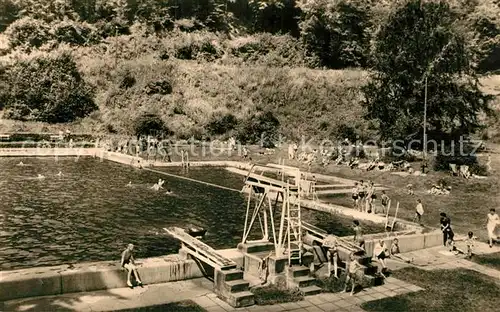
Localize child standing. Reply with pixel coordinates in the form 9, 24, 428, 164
342, 253, 363, 296
465, 231, 477, 259
413, 199, 424, 224
380, 191, 390, 215
352, 182, 359, 210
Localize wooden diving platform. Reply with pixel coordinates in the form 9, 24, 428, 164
164, 227, 237, 270
245, 173, 298, 193
302, 222, 364, 253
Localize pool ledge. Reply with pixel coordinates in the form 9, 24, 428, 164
0, 251, 240, 302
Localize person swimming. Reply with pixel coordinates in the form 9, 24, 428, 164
126, 181, 132, 187
165, 189, 172, 194
37, 174, 45, 179
151, 179, 165, 191
17, 161, 24, 166
56, 171, 62, 177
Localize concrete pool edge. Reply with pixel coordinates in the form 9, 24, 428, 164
0, 231, 444, 302
0, 254, 210, 302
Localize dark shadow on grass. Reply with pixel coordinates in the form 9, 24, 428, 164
110, 300, 207, 312
470, 252, 500, 271
361, 267, 500, 312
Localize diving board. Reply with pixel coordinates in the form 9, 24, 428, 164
164, 227, 237, 270
245, 173, 298, 193
302, 222, 364, 253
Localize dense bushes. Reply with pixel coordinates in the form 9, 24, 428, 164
207, 113, 238, 135
236, 111, 280, 147
133, 113, 169, 137
5, 17, 52, 49
0, 52, 97, 123
298, 0, 371, 69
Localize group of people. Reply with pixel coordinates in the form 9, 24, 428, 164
351, 180, 390, 214
322, 221, 411, 296
438, 209, 499, 258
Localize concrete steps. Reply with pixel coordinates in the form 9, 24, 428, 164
288, 266, 322, 296
300, 285, 322, 296
215, 269, 255, 308
294, 276, 316, 288
227, 291, 255, 308
289, 266, 310, 278
223, 280, 250, 293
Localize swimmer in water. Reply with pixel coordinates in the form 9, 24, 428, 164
56, 171, 62, 176
17, 161, 24, 166
126, 181, 132, 187
37, 174, 45, 179
165, 189, 172, 194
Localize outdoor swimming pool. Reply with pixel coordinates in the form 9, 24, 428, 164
0, 157, 383, 270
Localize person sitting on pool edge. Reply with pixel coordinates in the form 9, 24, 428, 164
121, 243, 143, 288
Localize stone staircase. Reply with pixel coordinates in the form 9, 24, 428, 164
214, 268, 255, 308
288, 266, 322, 295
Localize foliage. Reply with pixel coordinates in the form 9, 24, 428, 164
133, 113, 168, 137
250, 284, 303, 305
298, 0, 371, 68
236, 111, 280, 146
207, 113, 238, 135
52, 19, 100, 45
363, 0, 493, 142
0, 0, 20, 32
4, 16, 53, 50
227, 33, 314, 67
0, 52, 96, 123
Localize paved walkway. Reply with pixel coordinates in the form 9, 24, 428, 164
3, 243, 499, 312
1, 276, 423, 312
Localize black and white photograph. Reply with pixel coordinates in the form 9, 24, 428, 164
0, 1, 499, 311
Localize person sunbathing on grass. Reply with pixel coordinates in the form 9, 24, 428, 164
121, 244, 143, 288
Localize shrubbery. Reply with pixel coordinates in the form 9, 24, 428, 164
236, 111, 280, 147
5, 17, 52, 50
207, 113, 238, 135
0, 52, 97, 123
133, 113, 169, 137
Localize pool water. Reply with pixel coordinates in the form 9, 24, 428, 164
0, 157, 382, 270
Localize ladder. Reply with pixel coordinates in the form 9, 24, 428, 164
384, 201, 399, 231
286, 181, 302, 266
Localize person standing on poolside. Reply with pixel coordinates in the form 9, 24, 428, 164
353, 220, 365, 250
352, 182, 359, 210
414, 199, 424, 224
342, 253, 363, 296
373, 239, 389, 277
380, 191, 390, 214
487, 208, 499, 248
358, 180, 366, 211
440, 213, 454, 250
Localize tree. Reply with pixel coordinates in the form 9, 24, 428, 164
298, 0, 371, 68
0, 0, 20, 32
363, 0, 493, 143
0, 52, 97, 123
133, 113, 169, 137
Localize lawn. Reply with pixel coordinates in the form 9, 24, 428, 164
471, 252, 500, 271
245, 145, 500, 242
362, 267, 500, 312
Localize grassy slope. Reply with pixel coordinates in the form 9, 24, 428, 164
362, 267, 500, 312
